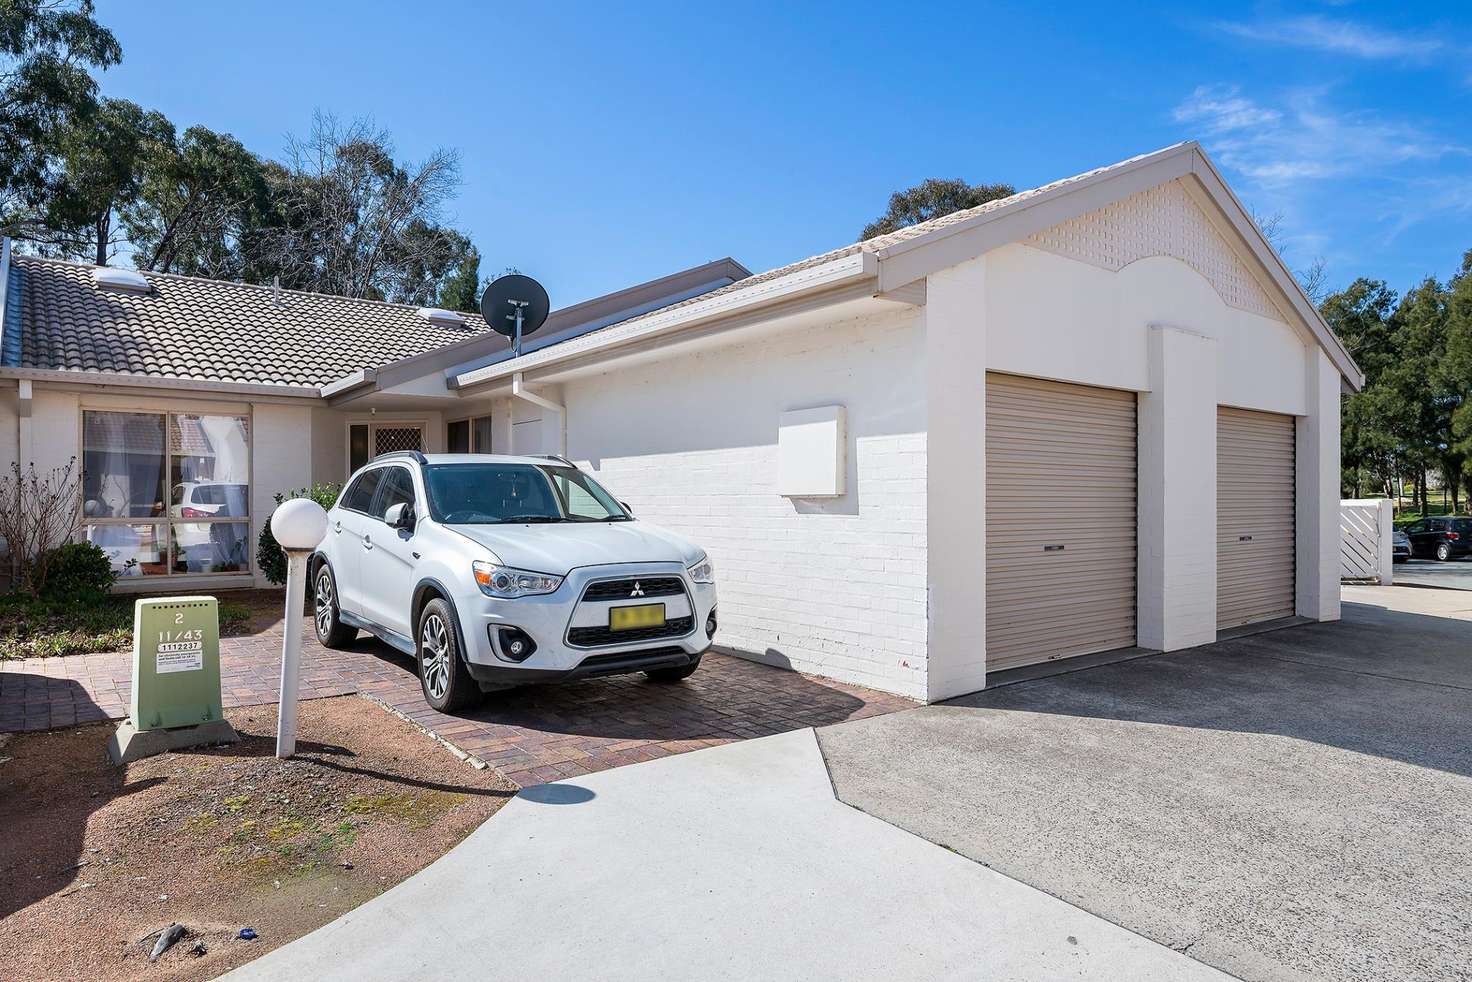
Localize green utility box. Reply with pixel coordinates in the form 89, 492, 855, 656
130, 596, 224, 730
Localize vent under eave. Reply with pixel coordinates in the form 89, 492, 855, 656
416, 306, 467, 327
92, 266, 151, 293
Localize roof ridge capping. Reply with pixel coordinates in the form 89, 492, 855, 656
13, 251, 490, 324
861, 141, 1201, 259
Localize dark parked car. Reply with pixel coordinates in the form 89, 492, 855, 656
1404, 517, 1472, 562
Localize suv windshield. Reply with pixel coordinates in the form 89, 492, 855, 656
423, 463, 630, 524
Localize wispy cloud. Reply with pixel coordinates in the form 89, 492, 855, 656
1383, 175, 1472, 240
1214, 15, 1446, 61
1172, 84, 1464, 188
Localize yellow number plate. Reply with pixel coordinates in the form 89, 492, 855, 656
609, 603, 666, 631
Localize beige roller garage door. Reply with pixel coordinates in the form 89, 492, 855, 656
985, 373, 1137, 673
1217, 407, 1296, 630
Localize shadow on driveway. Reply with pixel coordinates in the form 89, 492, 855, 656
818, 595, 1472, 982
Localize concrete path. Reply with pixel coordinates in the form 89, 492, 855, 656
222, 729, 1227, 982
820, 587, 1472, 982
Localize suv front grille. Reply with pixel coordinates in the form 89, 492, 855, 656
581, 576, 685, 602
567, 616, 695, 648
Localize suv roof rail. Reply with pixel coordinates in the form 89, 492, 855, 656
371, 449, 428, 465
528, 453, 574, 467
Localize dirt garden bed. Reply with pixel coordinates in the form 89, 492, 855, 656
0, 695, 515, 981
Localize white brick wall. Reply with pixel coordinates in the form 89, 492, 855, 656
563, 307, 929, 699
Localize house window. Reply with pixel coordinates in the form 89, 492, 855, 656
82, 410, 251, 578
348, 422, 426, 474
447, 415, 492, 454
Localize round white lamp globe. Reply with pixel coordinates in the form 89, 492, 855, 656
271, 498, 328, 553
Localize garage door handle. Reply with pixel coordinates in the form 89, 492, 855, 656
1043, 544, 1065, 552
1239, 535, 1253, 542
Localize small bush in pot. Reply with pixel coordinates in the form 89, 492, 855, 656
258, 483, 341, 586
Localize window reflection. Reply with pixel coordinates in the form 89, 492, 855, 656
82, 410, 251, 577
87, 523, 166, 576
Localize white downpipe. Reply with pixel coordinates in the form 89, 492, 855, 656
511, 372, 566, 456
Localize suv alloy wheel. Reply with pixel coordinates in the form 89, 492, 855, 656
313, 564, 357, 648
416, 598, 478, 711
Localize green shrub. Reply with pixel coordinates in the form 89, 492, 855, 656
37, 541, 117, 602
258, 483, 341, 585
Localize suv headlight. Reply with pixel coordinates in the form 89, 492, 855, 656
687, 555, 715, 585
473, 561, 563, 598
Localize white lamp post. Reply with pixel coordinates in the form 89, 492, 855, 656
270, 498, 328, 758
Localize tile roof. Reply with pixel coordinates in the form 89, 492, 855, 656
2, 146, 1190, 392
2, 254, 505, 388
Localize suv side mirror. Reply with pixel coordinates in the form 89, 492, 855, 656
384, 502, 415, 531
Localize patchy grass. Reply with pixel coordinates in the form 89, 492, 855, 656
0, 697, 514, 982
0, 593, 251, 659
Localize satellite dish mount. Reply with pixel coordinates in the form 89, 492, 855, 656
481, 274, 550, 358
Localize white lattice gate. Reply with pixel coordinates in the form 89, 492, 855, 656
1341, 499, 1392, 584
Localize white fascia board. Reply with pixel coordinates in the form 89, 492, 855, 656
451, 252, 875, 389
0, 366, 323, 400
1185, 149, 1364, 392
320, 367, 376, 400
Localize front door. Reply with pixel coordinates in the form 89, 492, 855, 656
358, 465, 421, 641
348, 422, 427, 475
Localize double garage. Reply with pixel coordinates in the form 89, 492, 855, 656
984, 372, 1298, 674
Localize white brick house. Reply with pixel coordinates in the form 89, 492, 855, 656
0, 142, 1362, 702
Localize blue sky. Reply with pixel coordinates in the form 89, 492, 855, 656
94, 0, 1468, 306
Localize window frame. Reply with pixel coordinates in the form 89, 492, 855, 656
339, 466, 389, 516
367, 465, 419, 524
445, 413, 493, 454
80, 406, 253, 578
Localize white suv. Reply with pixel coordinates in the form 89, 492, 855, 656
310, 452, 717, 711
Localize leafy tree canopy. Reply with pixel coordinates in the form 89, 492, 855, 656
0, 0, 121, 237
859, 177, 1015, 241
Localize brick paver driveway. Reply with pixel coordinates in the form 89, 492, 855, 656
1, 624, 911, 786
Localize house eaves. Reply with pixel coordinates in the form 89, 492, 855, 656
450, 251, 878, 391
329, 257, 753, 404
0, 365, 323, 400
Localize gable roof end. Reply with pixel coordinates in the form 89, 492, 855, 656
455, 142, 1363, 393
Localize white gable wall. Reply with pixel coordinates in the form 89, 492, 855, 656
559, 306, 930, 699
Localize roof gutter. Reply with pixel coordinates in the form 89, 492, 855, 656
450, 251, 876, 390
320, 367, 379, 405
0, 366, 324, 400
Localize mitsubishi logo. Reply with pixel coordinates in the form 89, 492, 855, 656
629, 581, 645, 597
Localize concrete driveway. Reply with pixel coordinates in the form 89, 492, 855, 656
818, 585, 1472, 982
223, 728, 1228, 982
